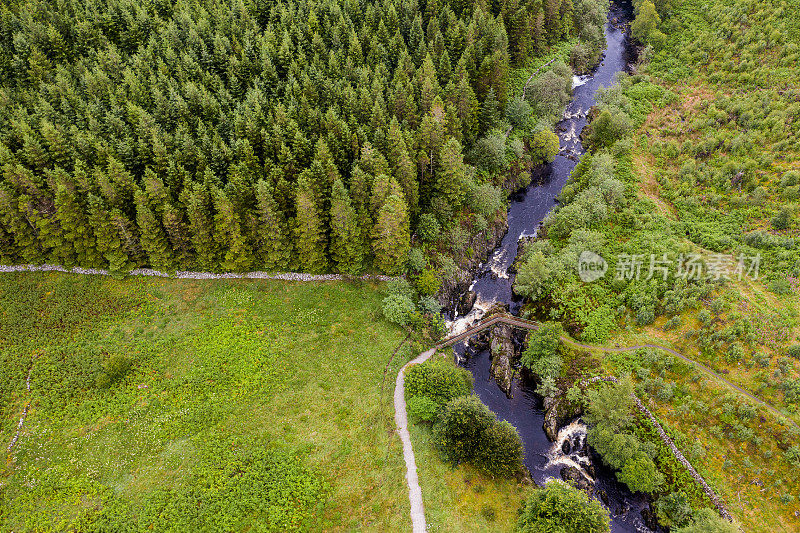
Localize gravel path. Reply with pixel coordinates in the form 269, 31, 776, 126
394, 348, 436, 533
0, 263, 397, 281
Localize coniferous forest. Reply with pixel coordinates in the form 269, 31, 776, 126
0, 0, 608, 275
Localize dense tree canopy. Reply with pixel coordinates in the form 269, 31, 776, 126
0, 0, 607, 273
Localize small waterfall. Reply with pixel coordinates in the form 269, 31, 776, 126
544, 420, 593, 481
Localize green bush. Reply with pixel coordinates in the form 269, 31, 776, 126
95, 354, 132, 389
417, 214, 441, 243
433, 395, 523, 477
415, 268, 441, 297
518, 479, 611, 533
433, 395, 494, 466
654, 492, 692, 528
787, 345, 800, 359
474, 420, 524, 477
405, 359, 473, 408
521, 321, 564, 379
407, 396, 439, 423
672, 508, 739, 533
382, 294, 415, 326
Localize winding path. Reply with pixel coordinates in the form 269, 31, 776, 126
395, 313, 795, 530
394, 348, 437, 533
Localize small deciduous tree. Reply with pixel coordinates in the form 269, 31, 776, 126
518, 479, 611, 533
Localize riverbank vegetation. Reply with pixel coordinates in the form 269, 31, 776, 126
0, 272, 413, 530
514, 0, 800, 529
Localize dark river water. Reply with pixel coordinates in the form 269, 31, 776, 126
446, 2, 653, 531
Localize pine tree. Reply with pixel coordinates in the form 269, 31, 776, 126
372, 193, 410, 275
0, 184, 41, 262
480, 88, 501, 132
254, 179, 292, 271
213, 188, 251, 272
162, 202, 192, 266
87, 194, 129, 276
387, 118, 419, 213
135, 188, 174, 271
437, 137, 468, 206
294, 175, 328, 273
329, 178, 364, 275
184, 182, 218, 270
54, 170, 101, 267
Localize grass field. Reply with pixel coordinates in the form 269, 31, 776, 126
0, 273, 412, 531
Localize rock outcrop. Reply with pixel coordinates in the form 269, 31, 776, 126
560, 466, 593, 492
490, 322, 516, 396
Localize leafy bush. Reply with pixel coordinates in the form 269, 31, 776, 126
95, 354, 132, 388
433, 395, 523, 477
382, 294, 415, 326
521, 321, 564, 379
417, 214, 441, 243
528, 130, 561, 165
467, 182, 504, 216
405, 359, 472, 408
406, 248, 427, 273
415, 268, 441, 297
517, 479, 611, 533
407, 396, 439, 423
672, 508, 739, 533
654, 492, 693, 528
474, 420, 524, 477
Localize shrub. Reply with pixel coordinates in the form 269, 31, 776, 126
433, 395, 494, 465
95, 354, 132, 388
768, 278, 792, 295
417, 214, 441, 242
405, 359, 473, 408
407, 248, 427, 273
505, 97, 533, 129
468, 182, 504, 216
434, 395, 524, 477
771, 207, 793, 230
654, 492, 692, 528
518, 479, 611, 533
673, 508, 740, 533
382, 294, 415, 326
407, 396, 439, 423
418, 296, 441, 316
528, 130, 560, 165
788, 345, 800, 359
474, 420, 524, 477
415, 268, 441, 297
521, 321, 564, 377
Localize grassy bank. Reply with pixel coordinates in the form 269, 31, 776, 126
0, 273, 410, 531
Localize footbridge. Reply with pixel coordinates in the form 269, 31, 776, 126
435, 312, 539, 349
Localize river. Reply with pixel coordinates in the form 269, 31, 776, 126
446, 2, 653, 531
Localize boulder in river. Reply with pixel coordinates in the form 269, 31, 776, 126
560, 466, 593, 492
457, 290, 477, 316
490, 323, 516, 396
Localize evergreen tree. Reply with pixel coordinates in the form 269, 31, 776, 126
479, 88, 502, 132
135, 188, 174, 271
213, 188, 251, 272
54, 171, 100, 267
254, 179, 293, 271
294, 175, 328, 273
184, 182, 218, 270
87, 194, 129, 276
437, 137, 468, 206
373, 192, 410, 275
329, 178, 364, 275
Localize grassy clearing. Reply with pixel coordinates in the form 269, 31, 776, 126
0, 273, 410, 531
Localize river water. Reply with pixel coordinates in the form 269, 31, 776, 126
446, 2, 653, 531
